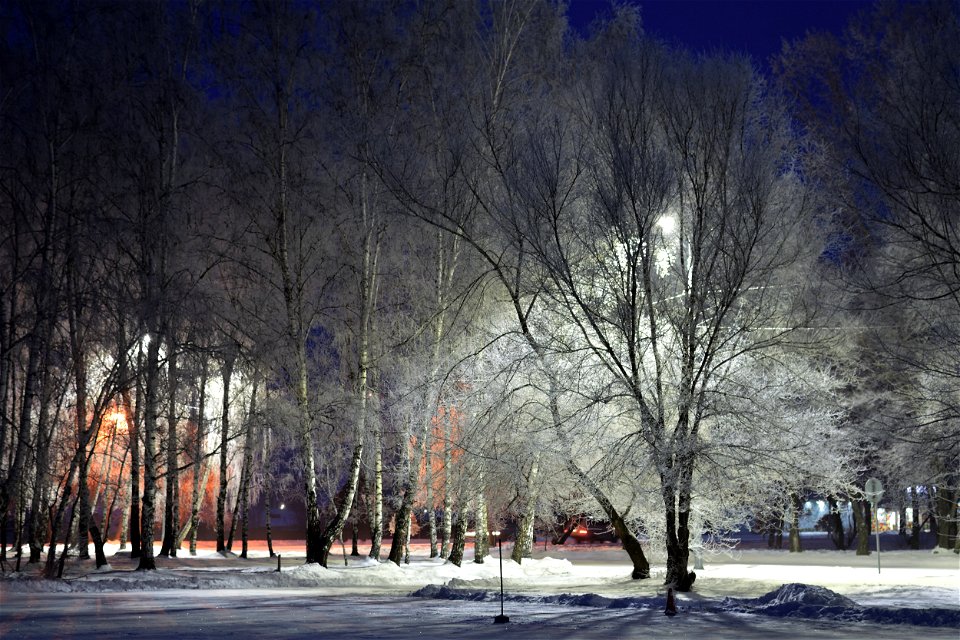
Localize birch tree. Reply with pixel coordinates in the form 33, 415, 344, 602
376, 0, 655, 579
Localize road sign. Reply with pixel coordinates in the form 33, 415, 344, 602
864, 477, 884, 502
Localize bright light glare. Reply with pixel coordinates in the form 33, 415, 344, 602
656, 215, 676, 235
108, 410, 128, 433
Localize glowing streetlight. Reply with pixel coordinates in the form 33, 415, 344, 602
656, 214, 677, 235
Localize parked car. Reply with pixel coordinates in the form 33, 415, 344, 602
569, 519, 619, 543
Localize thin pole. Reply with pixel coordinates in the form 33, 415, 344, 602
873, 502, 881, 574
492, 531, 509, 623
498, 535, 505, 616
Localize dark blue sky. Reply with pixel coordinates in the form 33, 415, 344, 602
567, 0, 876, 67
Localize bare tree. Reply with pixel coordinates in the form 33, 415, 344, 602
509, 18, 824, 588
779, 0, 960, 551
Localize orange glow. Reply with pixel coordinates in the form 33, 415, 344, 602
108, 410, 128, 434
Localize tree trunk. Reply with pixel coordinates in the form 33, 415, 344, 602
789, 493, 803, 553
263, 426, 275, 558
316, 441, 364, 566
426, 444, 439, 558
185, 359, 209, 555
546, 359, 649, 578
118, 469, 131, 551
274, 128, 324, 563
137, 331, 162, 570
511, 456, 539, 564
27, 372, 58, 563
440, 423, 453, 559
662, 479, 696, 591
300, 429, 323, 563
909, 486, 921, 549
350, 520, 360, 556
853, 498, 870, 555
403, 511, 411, 564
102, 439, 130, 541
447, 509, 468, 567
387, 416, 427, 565
767, 511, 784, 549
369, 411, 384, 560
562, 460, 650, 578
315, 213, 376, 566
474, 482, 488, 564
128, 346, 142, 559
44, 457, 79, 577
159, 336, 179, 557
0, 207, 55, 567
91, 428, 117, 537
215, 348, 235, 554
0, 294, 9, 562
935, 482, 957, 551
28, 484, 50, 564
240, 380, 258, 559
827, 495, 845, 550
927, 490, 939, 540
89, 525, 109, 569
227, 483, 241, 551
65, 218, 101, 562
552, 515, 579, 546
265, 491, 275, 558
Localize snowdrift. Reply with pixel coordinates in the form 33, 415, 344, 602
412, 582, 960, 629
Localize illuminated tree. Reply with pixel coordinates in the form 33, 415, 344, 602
505, 11, 833, 588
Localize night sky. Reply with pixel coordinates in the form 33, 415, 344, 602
567, 0, 876, 67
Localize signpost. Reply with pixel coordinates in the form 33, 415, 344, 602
864, 477, 884, 574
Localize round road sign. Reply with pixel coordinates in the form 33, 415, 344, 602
864, 477, 884, 502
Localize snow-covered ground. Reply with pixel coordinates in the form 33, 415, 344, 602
1, 534, 957, 639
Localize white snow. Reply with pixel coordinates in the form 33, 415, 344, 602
1, 535, 957, 639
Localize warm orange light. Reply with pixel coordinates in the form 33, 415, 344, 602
108, 410, 128, 434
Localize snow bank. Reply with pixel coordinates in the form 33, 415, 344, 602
413, 582, 960, 629
720, 583, 960, 628
739, 582, 859, 607
412, 584, 660, 610
0, 555, 574, 595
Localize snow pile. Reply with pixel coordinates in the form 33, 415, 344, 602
722, 583, 960, 627
722, 583, 862, 621
0, 555, 576, 595
413, 582, 960, 629
735, 582, 858, 608
412, 584, 659, 610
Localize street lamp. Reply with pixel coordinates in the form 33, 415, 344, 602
491, 530, 509, 624
656, 214, 677, 235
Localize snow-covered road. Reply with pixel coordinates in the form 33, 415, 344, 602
3, 589, 957, 640
2, 535, 957, 639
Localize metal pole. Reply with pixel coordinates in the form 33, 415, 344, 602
498, 536, 504, 617
873, 502, 881, 574
493, 533, 509, 623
